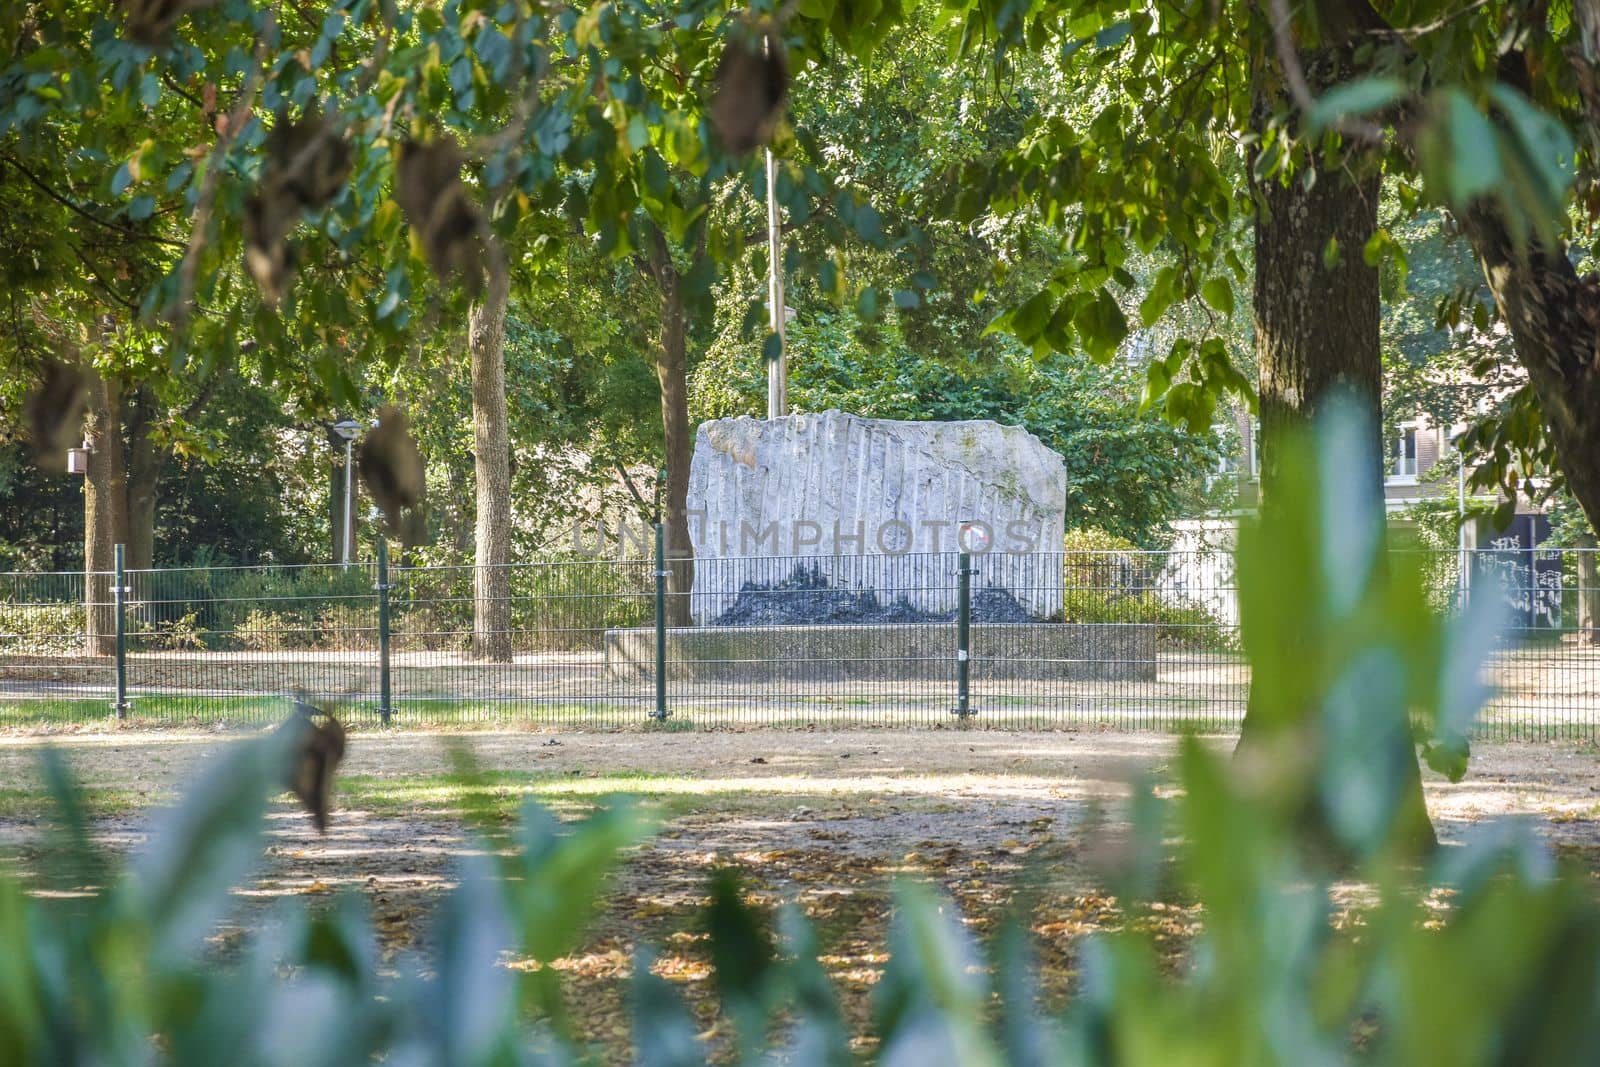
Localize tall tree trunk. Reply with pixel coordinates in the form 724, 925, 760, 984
326, 425, 350, 564
125, 388, 162, 572
83, 372, 129, 657
1245, 36, 1435, 852
645, 230, 696, 627
1577, 534, 1600, 647
469, 252, 514, 662
1457, 201, 1600, 537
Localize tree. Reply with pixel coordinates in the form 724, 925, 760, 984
468, 254, 512, 659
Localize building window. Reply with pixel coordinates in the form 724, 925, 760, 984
1391, 427, 1418, 479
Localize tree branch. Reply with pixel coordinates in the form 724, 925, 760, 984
171, 14, 273, 325
614, 458, 654, 522
3, 155, 188, 249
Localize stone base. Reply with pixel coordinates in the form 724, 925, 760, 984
603, 622, 1156, 683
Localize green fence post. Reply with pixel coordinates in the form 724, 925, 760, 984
652, 521, 670, 721
376, 538, 393, 726
113, 543, 129, 720
955, 551, 972, 720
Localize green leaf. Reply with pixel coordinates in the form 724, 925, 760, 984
705, 869, 777, 1052
1075, 287, 1128, 361
1139, 360, 1171, 414
857, 286, 880, 320
1093, 21, 1131, 48
632, 948, 703, 1067
1322, 235, 1341, 270
1422, 739, 1471, 783
1443, 90, 1503, 205
1306, 77, 1406, 133
875, 883, 1003, 1067
507, 799, 654, 964
1200, 277, 1234, 316
129, 731, 290, 965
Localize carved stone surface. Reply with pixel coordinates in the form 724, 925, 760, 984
685, 410, 1067, 622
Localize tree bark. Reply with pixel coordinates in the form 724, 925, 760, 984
1456, 202, 1600, 537
326, 424, 350, 564
469, 251, 514, 662
83, 371, 129, 657
125, 388, 161, 572
645, 229, 696, 627
1245, 28, 1436, 852
1577, 534, 1600, 646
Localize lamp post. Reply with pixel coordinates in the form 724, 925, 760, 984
331, 419, 362, 567
765, 141, 787, 419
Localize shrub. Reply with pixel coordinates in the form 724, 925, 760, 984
0, 601, 83, 655
128, 610, 208, 652
1060, 527, 1236, 650
235, 609, 314, 652
314, 602, 376, 651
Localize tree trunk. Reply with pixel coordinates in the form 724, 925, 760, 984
1456, 202, 1600, 538
125, 388, 162, 572
646, 230, 696, 626
1577, 534, 1600, 646
327, 425, 350, 564
1244, 39, 1435, 852
469, 252, 514, 662
83, 372, 129, 658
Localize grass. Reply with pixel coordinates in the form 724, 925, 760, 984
333, 768, 846, 824
0, 693, 300, 727
0, 783, 159, 820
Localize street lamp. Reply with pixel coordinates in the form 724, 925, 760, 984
331, 419, 362, 567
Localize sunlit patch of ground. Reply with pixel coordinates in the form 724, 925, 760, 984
0, 729, 1595, 1061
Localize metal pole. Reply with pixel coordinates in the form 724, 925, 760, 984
113, 543, 128, 720
343, 436, 355, 567
764, 140, 787, 419
955, 551, 972, 720
652, 522, 670, 721
376, 537, 393, 726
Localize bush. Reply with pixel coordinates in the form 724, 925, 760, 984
507, 558, 652, 652
313, 602, 376, 651
0, 601, 83, 655
235, 609, 314, 652
1060, 527, 1236, 650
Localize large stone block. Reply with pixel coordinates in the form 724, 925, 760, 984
686, 411, 1066, 623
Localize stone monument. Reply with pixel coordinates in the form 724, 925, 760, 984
684, 410, 1067, 623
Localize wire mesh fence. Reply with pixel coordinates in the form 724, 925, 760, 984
0, 541, 1595, 736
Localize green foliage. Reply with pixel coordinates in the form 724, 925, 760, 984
1060, 527, 1236, 650
5, 410, 1600, 1062
131, 609, 208, 651
235, 608, 313, 652
0, 600, 83, 655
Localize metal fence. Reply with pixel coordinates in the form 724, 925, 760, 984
1, 538, 1596, 738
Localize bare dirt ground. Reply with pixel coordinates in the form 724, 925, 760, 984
1, 727, 1597, 1058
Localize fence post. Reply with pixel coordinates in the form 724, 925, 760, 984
376, 538, 393, 726
955, 551, 972, 720
652, 521, 670, 721
113, 543, 129, 720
